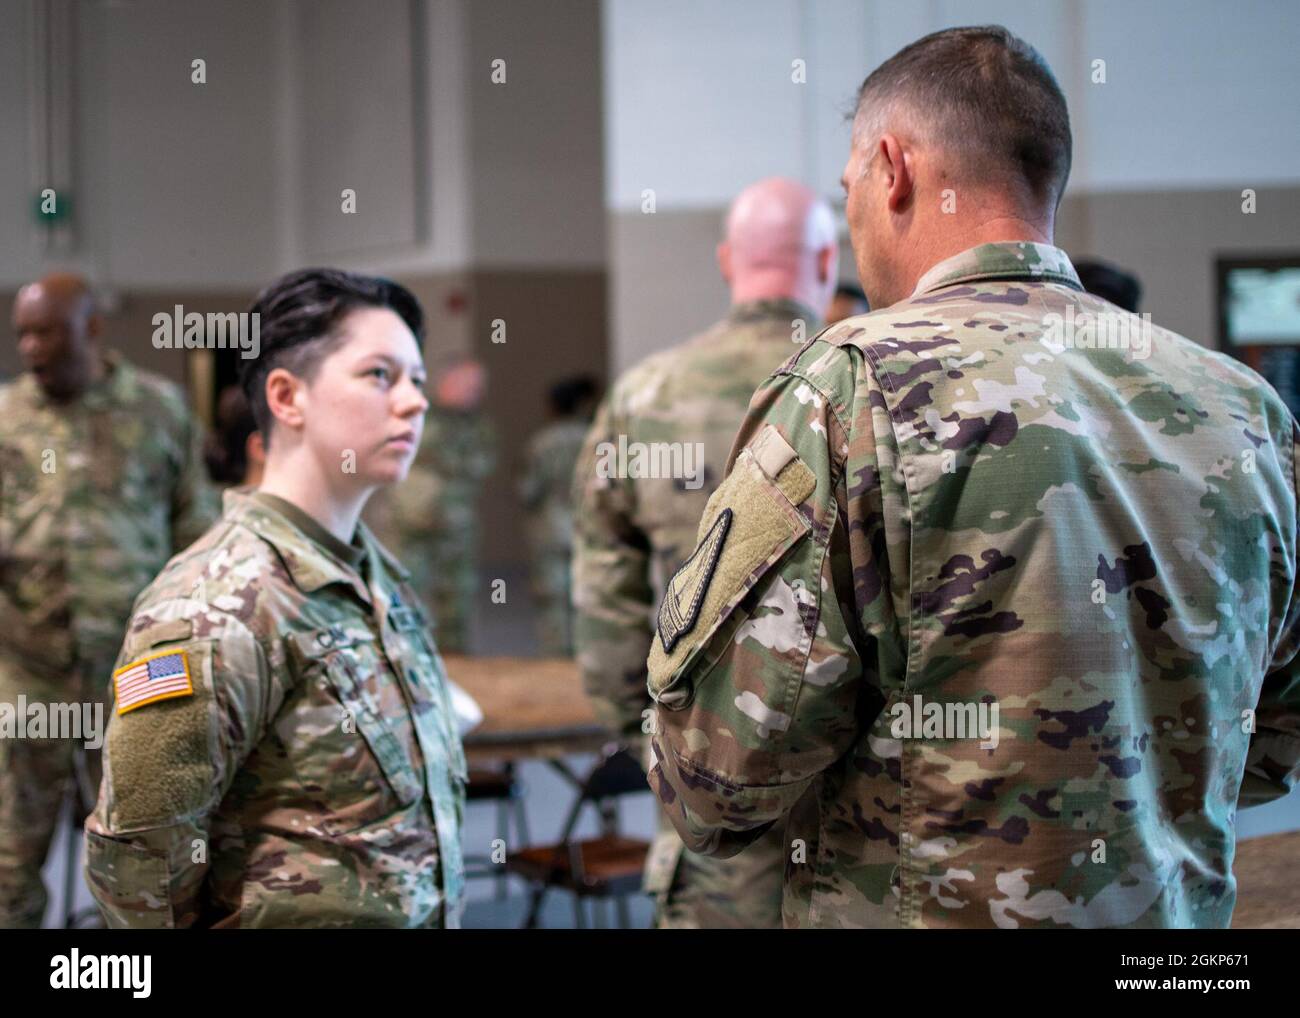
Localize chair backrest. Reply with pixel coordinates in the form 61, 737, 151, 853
549, 746, 648, 847
581, 747, 648, 800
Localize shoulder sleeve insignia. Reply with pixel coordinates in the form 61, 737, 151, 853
658, 508, 732, 653
112, 650, 195, 715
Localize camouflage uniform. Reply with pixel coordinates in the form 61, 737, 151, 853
366, 406, 495, 654
84, 489, 467, 928
648, 242, 1300, 928
519, 418, 589, 656
0, 353, 218, 927
574, 299, 818, 927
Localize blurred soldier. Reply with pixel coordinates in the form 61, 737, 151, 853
519, 375, 598, 656
827, 282, 869, 323
203, 385, 265, 489
574, 177, 838, 927
0, 272, 218, 927
367, 356, 495, 654
1074, 258, 1142, 312
648, 26, 1300, 928
84, 269, 466, 928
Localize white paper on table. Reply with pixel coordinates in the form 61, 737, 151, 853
445, 679, 484, 736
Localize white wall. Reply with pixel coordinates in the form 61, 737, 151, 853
1077, 0, 1300, 191
603, 0, 1300, 212
0, 0, 479, 292
0, 0, 284, 290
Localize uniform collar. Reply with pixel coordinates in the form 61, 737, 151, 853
910, 241, 1083, 298
224, 489, 408, 605
726, 297, 822, 331
83, 351, 137, 410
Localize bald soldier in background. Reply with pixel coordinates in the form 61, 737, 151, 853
0, 273, 218, 927
574, 177, 838, 927
648, 26, 1300, 928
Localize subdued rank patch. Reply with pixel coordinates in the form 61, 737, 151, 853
388, 595, 424, 633
113, 649, 194, 715
658, 508, 732, 653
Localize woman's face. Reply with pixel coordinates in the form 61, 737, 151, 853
300, 306, 428, 489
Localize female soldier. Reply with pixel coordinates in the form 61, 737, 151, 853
84, 269, 467, 928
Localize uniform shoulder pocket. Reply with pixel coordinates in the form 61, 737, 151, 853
106, 626, 215, 831
647, 425, 817, 709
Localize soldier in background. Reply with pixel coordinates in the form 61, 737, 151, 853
647, 26, 1300, 929
367, 356, 495, 654
519, 375, 598, 656
84, 268, 466, 927
0, 272, 218, 927
1073, 258, 1142, 313
827, 282, 869, 323
573, 177, 838, 927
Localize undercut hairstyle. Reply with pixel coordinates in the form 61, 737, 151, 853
853, 25, 1072, 213
238, 268, 424, 441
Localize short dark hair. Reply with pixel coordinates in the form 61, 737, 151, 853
835, 282, 867, 304
549, 374, 598, 417
239, 268, 424, 440
854, 25, 1072, 212
204, 385, 257, 485
1074, 259, 1142, 313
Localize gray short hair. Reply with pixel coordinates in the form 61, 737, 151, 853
853, 26, 1072, 212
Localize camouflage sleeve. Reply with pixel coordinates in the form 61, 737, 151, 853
573, 393, 657, 737
1240, 419, 1300, 806
476, 417, 498, 480
647, 340, 891, 856
168, 393, 221, 551
518, 436, 545, 510
84, 604, 279, 928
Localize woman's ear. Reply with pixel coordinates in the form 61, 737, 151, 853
263, 367, 305, 435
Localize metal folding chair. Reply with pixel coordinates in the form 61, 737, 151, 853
504, 745, 651, 928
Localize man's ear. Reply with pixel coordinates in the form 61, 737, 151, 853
716, 241, 732, 285
880, 132, 913, 212
263, 367, 305, 433
86, 312, 104, 341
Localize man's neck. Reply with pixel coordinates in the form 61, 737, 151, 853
257, 450, 369, 545
42, 352, 108, 404
899, 216, 1054, 302
728, 266, 826, 314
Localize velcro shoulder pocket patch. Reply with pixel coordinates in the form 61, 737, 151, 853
647, 425, 816, 709
106, 639, 216, 831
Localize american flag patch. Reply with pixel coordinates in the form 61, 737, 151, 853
113, 650, 194, 715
